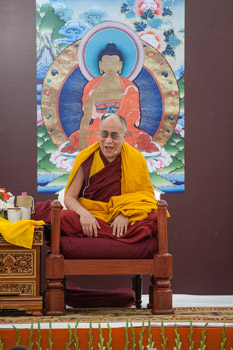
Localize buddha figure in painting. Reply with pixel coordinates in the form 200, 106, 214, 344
62, 42, 158, 154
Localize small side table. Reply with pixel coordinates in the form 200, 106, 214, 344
0, 226, 44, 315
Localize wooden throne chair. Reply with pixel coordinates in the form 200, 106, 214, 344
44, 198, 173, 315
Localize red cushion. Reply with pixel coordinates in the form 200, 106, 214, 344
65, 281, 135, 308
60, 235, 157, 259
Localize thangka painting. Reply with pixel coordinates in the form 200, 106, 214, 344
37, 0, 185, 194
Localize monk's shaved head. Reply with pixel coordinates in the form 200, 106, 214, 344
100, 113, 127, 133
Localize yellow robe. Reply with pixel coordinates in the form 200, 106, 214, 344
65, 142, 159, 224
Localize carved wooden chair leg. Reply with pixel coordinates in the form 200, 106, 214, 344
45, 200, 66, 315
132, 274, 142, 308
63, 276, 69, 309
152, 253, 173, 314
44, 250, 65, 315
147, 275, 155, 309
45, 278, 65, 315
151, 200, 173, 314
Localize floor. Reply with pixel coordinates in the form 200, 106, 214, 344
0, 295, 232, 330
141, 294, 233, 307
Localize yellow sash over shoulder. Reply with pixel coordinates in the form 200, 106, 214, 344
65, 142, 159, 224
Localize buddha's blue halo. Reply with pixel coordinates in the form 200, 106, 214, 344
84, 28, 138, 78
78, 21, 144, 81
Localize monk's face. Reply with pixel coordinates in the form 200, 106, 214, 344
99, 116, 126, 162
99, 55, 123, 75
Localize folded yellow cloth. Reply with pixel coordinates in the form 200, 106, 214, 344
80, 191, 158, 225
0, 218, 45, 249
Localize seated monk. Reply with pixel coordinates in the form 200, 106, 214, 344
34, 113, 160, 307
63, 112, 159, 241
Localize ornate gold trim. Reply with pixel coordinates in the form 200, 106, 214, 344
0, 281, 35, 296
0, 250, 36, 277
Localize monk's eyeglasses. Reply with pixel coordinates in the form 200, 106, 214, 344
99, 130, 124, 140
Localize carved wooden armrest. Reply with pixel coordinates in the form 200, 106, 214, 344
50, 200, 63, 255
157, 199, 168, 255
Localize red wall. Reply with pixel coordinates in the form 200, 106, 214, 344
0, 0, 233, 294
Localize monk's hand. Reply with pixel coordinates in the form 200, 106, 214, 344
111, 214, 129, 237
80, 210, 100, 237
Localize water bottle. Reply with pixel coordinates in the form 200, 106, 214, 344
16, 192, 34, 220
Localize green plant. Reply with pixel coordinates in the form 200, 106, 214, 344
139, 321, 145, 350
36, 321, 42, 350
107, 323, 112, 350
188, 321, 194, 350
88, 321, 94, 350
1, 321, 232, 349
124, 321, 129, 350
130, 322, 136, 350
220, 325, 226, 350
198, 323, 208, 350
147, 320, 157, 350
161, 321, 168, 350
65, 324, 74, 350
174, 324, 182, 350
29, 323, 34, 350
73, 321, 80, 350
13, 325, 21, 345
0, 336, 4, 350
48, 320, 53, 350
98, 323, 105, 350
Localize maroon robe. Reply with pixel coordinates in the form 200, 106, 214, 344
80, 150, 121, 201
33, 150, 157, 243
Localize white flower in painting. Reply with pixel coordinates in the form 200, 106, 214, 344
138, 29, 166, 52
146, 147, 172, 172
174, 123, 184, 137
50, 150, 75, 172
37, 109, 43, 126
134, 0, 163, 15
